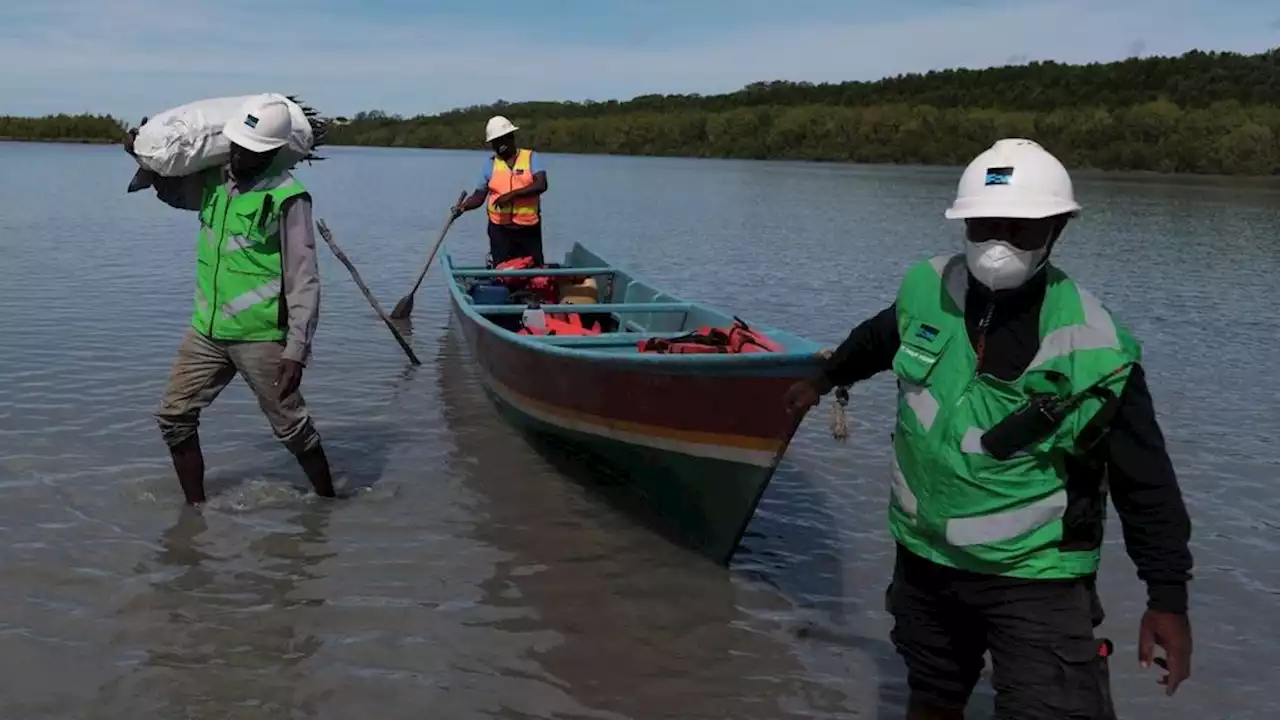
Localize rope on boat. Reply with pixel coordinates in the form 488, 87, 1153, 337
831, 386, 850, 441
817, 348, 850, 441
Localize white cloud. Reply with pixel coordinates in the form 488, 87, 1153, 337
1, 0, 1276, 118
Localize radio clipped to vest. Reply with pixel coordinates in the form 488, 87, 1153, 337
980, 363, 1133, 460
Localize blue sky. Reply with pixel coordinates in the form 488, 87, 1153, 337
2, 0, 1277, 120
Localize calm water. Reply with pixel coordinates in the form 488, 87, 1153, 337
0, 141, 1277, 719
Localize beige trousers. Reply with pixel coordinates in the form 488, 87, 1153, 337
154, 327, 321, 454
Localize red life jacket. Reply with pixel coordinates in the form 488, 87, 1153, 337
519, 312, 602, 336
527, 277, 558, 305
495, 256, 558, 304
637, 317, 783, 354
488, 254, 529, 288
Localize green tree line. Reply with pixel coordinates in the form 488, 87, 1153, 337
3, 49, 1278, 174
0, 113, 126, 143
327, 48, 1280, 175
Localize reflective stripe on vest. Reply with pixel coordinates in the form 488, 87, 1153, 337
191, 170, 308, 341
891, 452, 1069, 547
887, 253, 1139, 578
486, 148, 540, 226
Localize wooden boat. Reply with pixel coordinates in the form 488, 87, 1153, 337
443, 243, 827, 564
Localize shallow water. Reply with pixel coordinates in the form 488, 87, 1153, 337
0, 141, 1277, 719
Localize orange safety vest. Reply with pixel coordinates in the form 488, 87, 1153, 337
487, 148, 541, 227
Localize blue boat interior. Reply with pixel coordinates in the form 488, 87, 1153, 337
445, 242, 822, 357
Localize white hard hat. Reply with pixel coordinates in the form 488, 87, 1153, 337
485, 115, 519, 142
945, 138, 1081, 220
222, 96, 293, 153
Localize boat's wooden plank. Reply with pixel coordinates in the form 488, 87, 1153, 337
474, 302, 693, 315
453, 266, 616, 278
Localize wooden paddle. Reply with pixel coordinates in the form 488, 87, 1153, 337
390, 191, 467, 320
315, 218, 422, 366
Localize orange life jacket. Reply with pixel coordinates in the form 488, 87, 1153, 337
637, 317, 783, 354
519, 312, 601, 336
486, 149, 541, 226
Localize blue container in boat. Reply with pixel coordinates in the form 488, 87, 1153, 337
470, 283, 510, 305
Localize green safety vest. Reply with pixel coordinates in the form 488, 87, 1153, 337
888, 254, 1140, 580
191, 169, 309, 341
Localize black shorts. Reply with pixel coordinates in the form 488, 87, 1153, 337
886, 544, 1116, 720
487, 222, 544, 266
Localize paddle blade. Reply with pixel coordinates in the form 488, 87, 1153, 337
389, 294, 414, 319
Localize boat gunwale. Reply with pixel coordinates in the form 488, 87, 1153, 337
443, 243, 827, 370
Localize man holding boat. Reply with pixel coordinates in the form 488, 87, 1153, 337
785, 138, 1193, 719
451, 115, 549, 265
123, 95, 337, 505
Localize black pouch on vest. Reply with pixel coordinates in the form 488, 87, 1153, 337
981, 363, 1134, 461
979, 394, 1068, 460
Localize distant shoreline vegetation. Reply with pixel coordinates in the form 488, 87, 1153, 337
0, 136, 116, 145
4, 49, 1278, 175
0, 114, 127, 145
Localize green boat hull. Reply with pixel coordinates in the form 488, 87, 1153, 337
481, 385, 775, 564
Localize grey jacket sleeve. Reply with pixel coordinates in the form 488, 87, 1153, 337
279, 194, 321, 364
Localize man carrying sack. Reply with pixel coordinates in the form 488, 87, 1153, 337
124, 95, 336, 503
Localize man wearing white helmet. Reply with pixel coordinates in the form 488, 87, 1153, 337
785, 139, 1193, 718
451, 115, 548, 264
123, 95, 337, 504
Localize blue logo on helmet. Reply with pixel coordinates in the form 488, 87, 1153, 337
984, 166, 1014, 186
244, 114, 259, 128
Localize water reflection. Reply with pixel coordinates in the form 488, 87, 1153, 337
3, 144, 1275, 719
431, 318, 979, 717
436, 322, 853, 718
736, 462, 915, 718
98, 503, 335, 718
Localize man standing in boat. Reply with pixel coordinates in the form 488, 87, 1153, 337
451, 115, 549, 265
124, 96, 337, 504
785, 138, 1193, 719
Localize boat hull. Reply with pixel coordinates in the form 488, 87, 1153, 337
449, 291, 819, 564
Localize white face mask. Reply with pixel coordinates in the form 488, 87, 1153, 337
965, 240, 1048, 291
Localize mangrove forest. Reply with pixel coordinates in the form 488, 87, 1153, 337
4, 48, 1279, 175
0, 113, 127, 144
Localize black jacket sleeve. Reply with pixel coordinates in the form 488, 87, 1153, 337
1104, 363, 1194, 613
821, 303, 900, 387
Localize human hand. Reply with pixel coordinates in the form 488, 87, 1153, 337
1138, 609, 1192, 696
784, 379, 822, 415
451, 190, 469, 219
275, 358, 304, 400
121, 116, 147, 156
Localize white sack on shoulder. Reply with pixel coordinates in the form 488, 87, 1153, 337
132, 93, 316, 177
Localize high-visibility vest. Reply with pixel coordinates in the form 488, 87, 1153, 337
192, 170, 308, 341
486, 149, 541, 226
888, 254, 1139, 580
